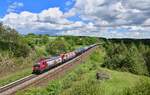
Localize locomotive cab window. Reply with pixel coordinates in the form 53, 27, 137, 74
42, 62, 46, 65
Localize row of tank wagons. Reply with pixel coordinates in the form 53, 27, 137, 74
32, 44, 97, 74
74, 44, 96, 55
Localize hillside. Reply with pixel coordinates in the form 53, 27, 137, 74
16, 48, 150, 95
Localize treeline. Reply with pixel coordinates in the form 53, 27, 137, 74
102, 40, 150, 76
109, 38, 150, 45
24, 34, 100, 56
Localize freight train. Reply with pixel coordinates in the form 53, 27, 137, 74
32, 44, 97, 74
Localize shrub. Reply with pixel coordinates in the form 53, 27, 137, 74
62, 72, 78, 89
74, 66, 87, 75
90, 51, 101, 62
12, 43, 30, 57
46, 80, 62, 95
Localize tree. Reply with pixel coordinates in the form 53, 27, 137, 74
46, 38, 72, 55
0, 23, 30, 57
125, 44, 148, 75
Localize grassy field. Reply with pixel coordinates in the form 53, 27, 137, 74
60, 69, 149, 95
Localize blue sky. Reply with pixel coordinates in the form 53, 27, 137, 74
0, 0, 75, 17
0, 0, 150, 38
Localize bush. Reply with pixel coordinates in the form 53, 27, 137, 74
74, 66, 87, 75
62, 72, 78, 89
13, 43, 30, 57
46, 81, 62, 95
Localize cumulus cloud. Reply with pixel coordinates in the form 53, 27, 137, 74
66, 0, 150, 38
1, 0, 150, 38
7, 1, 24, 13
71, 0, 150, 25
2, 7, 85, 35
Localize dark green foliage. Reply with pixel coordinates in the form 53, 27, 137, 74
0, 24, 30, 57
144, 50, 150, 75
11, 42, 30, 57
103, 42, 149, 76
23, 34, 50, 48
63, 36, 99, 46
0, 24, 20, 42
126, 44, 148, 75
46, 37, 72, 55
41, 35, 49, 44
138, 43, 150, 76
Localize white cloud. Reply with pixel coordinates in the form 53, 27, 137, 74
124, 0, 150, 10
144, 19, 150, 25
7, 2, 24, 13
2, 7, 85, 35
63, 10, 75, 18
1, 0, 150, 38
66, 0, 150, 38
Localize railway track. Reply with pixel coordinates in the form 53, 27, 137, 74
0, 45, 98, 95
0, 75, 37, 93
